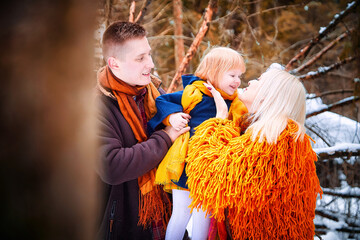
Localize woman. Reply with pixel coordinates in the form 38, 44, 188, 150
185, 68, 322, 240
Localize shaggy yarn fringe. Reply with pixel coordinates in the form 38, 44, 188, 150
186, 118, 322, 240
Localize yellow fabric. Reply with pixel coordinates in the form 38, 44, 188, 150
155, 80, 247, 193
186, 118, 323, 239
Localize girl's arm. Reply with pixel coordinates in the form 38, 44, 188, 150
203, 82, 229, 119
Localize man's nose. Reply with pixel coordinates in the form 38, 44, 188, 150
147, 56, 155, 69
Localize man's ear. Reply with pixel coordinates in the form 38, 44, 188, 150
107, 57, 119, 70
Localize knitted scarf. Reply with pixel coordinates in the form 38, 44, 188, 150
186, 118, 322, 240
155, 80, 247, 193
97, 66, 171, 228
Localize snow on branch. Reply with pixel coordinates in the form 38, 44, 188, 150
322, 187, 360, 199
306, 96, 360, 118
167, 0, 218, 93
314, 143, 360, 159
298, 56, 359, 81
285, 0, 359, 70
292, 29, 354, 74
316, 207, 360, 228
306, 89, 354, 99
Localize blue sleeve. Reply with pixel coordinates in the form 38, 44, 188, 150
148, 91, 184, 133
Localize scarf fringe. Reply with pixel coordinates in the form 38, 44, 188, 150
138, 184, 172, 229
186, 118, 322, 239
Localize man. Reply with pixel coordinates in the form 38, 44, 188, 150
96, 21, 189, 240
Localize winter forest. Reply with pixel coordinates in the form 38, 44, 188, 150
94, 0, 360, 239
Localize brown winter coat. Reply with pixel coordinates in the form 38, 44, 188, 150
96, 84, 172, 240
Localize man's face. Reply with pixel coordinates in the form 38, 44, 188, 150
115, 37, 154, 86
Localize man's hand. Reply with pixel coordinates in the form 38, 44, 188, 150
169, 112, 191, 131
164, 125, 190, 143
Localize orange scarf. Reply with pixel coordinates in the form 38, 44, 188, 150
98, 66, 171, 228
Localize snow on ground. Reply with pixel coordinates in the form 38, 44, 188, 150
307, 96, 360, 240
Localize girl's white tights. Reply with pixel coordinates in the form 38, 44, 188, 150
165, 189, 210, 240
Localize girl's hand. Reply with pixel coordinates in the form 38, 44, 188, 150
169, 112, 191, 131
203, 82, 228, 119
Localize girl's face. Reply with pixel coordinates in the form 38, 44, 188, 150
218, 69, 243, 95
238, 77, 261, 111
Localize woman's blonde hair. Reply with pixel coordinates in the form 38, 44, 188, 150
195, 47, 246, 88
248, 69, 306, 143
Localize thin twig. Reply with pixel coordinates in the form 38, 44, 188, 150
247, 3, 304, 18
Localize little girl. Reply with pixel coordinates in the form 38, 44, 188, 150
148, 47, 247, 240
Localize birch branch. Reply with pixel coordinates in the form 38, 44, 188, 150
285, 0, 359, 70
167, 0, 218, 93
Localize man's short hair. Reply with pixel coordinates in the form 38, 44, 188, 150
102, 21, 146, 62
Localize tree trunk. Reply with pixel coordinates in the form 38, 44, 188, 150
0, 1, 98, 239
173, 0, 185, 70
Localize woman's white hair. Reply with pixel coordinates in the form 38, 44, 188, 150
248, 68, 306, 143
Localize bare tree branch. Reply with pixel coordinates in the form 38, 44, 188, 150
317, 148, 360, 159
167, 0, 218, 93
322, 189, 360, 198
129, 1, 136, 22
210, 6, 239, 24
293, 29, 353, 74
307, 89, 354, 99
299, 56, 359, 81
305, 124, 332, 147
306, 96, 360, 118
285, 0, 360, 70
143, 2, 171, 27
316, 224, 360, 234
247, 3, 305, 18
241, 12, 260, 46
316, 208, 360, 228
134, 0, 152, 23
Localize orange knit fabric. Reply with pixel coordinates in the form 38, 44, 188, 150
186, 118, 322, 239
98, 66, 171, 228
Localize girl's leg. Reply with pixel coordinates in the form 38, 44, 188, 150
165, 189, 192, 240
191, 208, 211, 240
